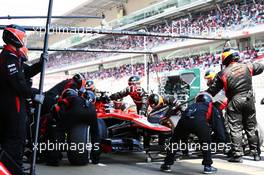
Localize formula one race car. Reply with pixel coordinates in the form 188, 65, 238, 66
94, 91, 172, 161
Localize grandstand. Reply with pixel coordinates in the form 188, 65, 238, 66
29, 1, 264, 133
28, 0, 264, 92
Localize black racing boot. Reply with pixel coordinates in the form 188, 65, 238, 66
228, 156, 243, 163
226, 149, 234, 158
160, 164, 171, 172
90, 150, 100, 164
251, 147, 261, 161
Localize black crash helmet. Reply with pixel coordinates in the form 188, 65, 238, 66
195, 92, 213, 103
128, 75, 141, 86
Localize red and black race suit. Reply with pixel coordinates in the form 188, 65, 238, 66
110, 85, 148, 115
0, 45, 41, 167
42, 79, 79, 115
207, 62, 264, 156
46, 94, 99, 163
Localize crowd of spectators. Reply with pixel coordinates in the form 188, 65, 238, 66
42, 0, 264, 69
84, 49, 260, 80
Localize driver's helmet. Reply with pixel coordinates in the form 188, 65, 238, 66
195, 92, 213, 103
113, 98, 124, 109
148, 94, 164, 109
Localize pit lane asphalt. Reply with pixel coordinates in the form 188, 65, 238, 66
36, 151, 264, 175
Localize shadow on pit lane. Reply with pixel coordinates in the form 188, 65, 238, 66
99, 152, 150, 164
37, 152, 263, 175
135, 161, 260, 175
99, 151, 215, 164
99, 153, 256, 175
212, 151, 264, 162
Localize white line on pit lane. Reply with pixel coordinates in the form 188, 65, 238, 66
210, 153, 264, 169
136, 162, 163, 165
98, 163, 107, 166
240, 156, 264, 169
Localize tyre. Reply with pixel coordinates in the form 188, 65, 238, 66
67, 124, 90, 165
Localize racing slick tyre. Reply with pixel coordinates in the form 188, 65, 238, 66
98, 119, 108, 139
67, 124, 90, 165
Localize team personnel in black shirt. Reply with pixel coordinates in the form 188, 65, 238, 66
206, 49, 264, 162
0, 25, 42, 170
